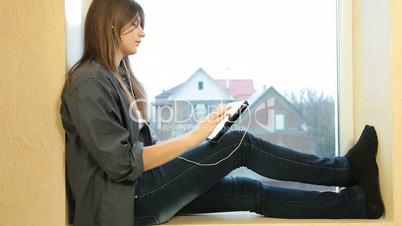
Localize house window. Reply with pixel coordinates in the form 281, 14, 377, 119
198, 81, 203, 90
275, 114, 285, 130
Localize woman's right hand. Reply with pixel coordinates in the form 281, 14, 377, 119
188, 105, 231, 145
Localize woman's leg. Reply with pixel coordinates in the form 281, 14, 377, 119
134, 128, 376, 224
177, 176, 366, 218
179, 160, 384, 219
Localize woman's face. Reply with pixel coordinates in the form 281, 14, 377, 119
119, 20, 145, 56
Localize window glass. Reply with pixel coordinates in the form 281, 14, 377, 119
132, 0, 338, 192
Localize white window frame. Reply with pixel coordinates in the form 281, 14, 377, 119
336, 0, 353, 156
65, 0, 85, 69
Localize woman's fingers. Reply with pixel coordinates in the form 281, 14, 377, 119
219, 111, 227, 121
190, 104, 233, 142
208, 105, 231, 122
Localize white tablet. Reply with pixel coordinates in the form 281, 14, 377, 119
207, 100, 249, 143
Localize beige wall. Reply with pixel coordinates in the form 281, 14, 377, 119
352, 0, 394, 220
353, 0, 402, 223
0, 0, 401, 226
0, 0, 66, 226
390, 0, 402, 224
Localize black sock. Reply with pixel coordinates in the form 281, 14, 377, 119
345, 125, 378, 185
358, 161, 384, 219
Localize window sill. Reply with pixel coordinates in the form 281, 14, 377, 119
164, 212, 392, 226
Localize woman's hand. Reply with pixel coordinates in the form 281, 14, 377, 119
188, 105, 231, 145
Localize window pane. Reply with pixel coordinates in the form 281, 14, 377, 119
275, 114, 284, 131
132, 0, 338, 192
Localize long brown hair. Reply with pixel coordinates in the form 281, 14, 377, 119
66, 0, 148, 121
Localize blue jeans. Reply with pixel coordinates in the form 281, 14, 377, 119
134, 130, 366, 226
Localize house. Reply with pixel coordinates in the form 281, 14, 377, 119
151, 68, 314, 156
235, 86, 315, 155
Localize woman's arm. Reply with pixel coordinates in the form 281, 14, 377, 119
142, 105, 230, 171
142, 132, 197, 170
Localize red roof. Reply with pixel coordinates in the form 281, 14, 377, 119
216, 79, 255, 100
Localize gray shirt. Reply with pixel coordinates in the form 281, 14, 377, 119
60, 59, 157, 226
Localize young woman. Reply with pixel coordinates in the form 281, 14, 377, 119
60, 0, 384, 225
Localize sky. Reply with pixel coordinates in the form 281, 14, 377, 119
131, 0, 338, 102
66, 0, 338, 102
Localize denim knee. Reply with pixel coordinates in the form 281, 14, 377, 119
225, 129, 251, 144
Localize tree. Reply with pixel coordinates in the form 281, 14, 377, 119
286, 88, 335, 157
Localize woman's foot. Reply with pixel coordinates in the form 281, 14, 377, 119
345, 125, 378, 185
358, 161, 384, 219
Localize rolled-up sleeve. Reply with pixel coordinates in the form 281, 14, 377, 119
70, 77, 144, 182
